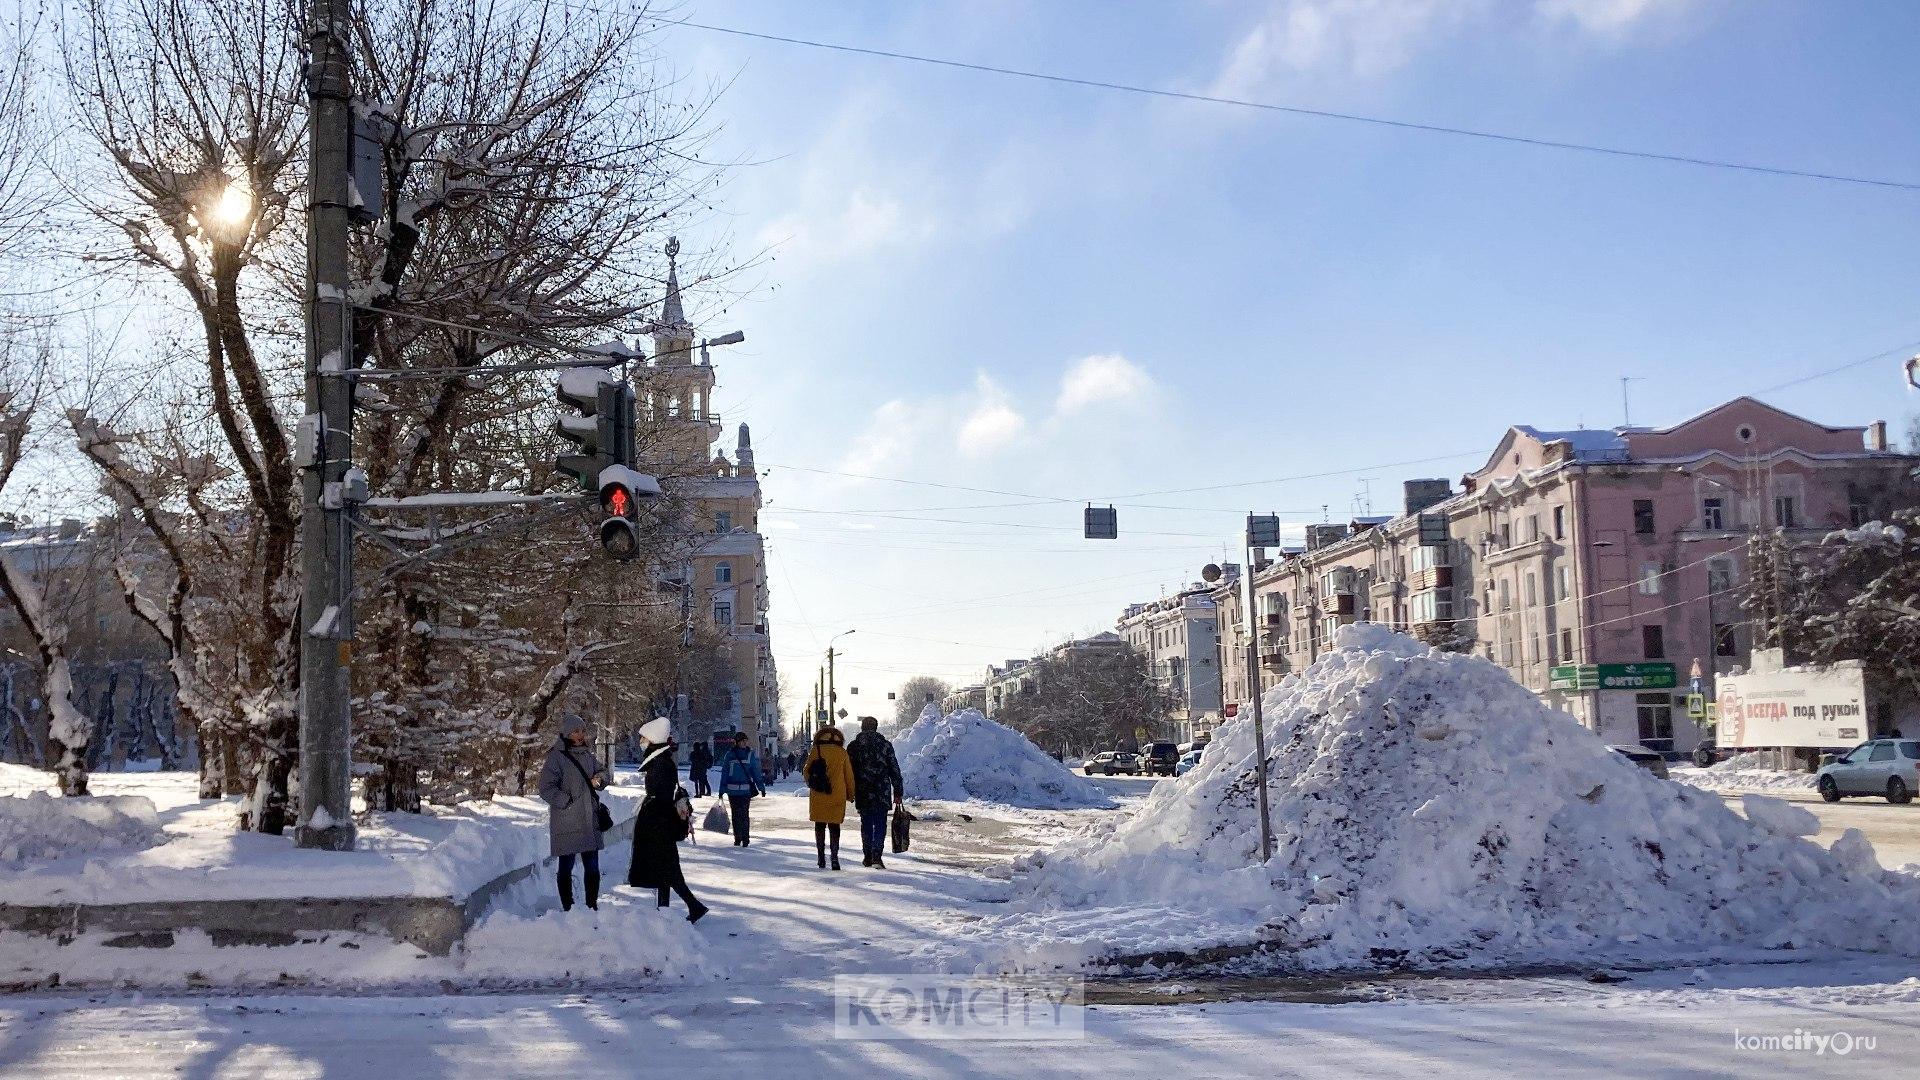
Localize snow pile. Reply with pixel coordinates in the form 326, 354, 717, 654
981, 625, 1920, 972
0, 792, 164, 866
1671, 750, 1815, 795
1740, 794, 1819, 838
461, 902, 715, 985
897, 709, 1112, 809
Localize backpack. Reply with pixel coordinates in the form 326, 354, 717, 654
807, 754, 833, 793
725, 753, 753, 789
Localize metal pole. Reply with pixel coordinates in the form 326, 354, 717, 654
296, 0, 357, 850
827, 647, 836, 724
1242, 531, 1275, 863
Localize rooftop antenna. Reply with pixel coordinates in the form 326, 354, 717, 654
1352, 478, 1374, 518
1620, 376, 1643, 428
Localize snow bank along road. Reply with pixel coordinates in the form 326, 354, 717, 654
1722, 795, 1920, 870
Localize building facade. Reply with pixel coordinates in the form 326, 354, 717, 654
1213, 398, 1915, 752
646, 239, 778, 753
1118, 586, 1224, 743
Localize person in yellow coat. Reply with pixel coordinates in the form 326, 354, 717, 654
804, 725, 857, 869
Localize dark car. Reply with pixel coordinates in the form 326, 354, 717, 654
1140, 742, 1180, 776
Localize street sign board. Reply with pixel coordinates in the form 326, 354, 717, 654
1417, 513, 1450, 546
1224, 702, 1239, 718
1686, 693, 1705, 719
1716, 660, 1868, 747
1549, 663, 1676, 691
1247, 514, 1282, 549
1084, 506, 1118, 540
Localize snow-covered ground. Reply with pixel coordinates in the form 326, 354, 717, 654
0, 768, 642, 908
1672, 750, 1818, 796
2, 769, 1918, 1076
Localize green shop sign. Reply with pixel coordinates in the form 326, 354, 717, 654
1548, 663, 1677, 692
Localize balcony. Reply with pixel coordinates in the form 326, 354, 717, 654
1321, 594, 1356, 617
1411, 566, 1453, 591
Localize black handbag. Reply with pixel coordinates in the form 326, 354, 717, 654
890, 805, 913, 854
807, 755, 832, 793
563, 749, 614, 833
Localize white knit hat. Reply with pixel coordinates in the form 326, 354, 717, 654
638, 717, 672, 745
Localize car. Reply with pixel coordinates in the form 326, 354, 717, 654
1174, 749, 1202, 777
1082, 751, 1140, 776
1816, 739, 1920, 804
1139, 741, 1180, 776
1609, 745, 1670, 780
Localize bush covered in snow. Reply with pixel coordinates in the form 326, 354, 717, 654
0, 791, 164, 866
897, 709, 1112, 809
985, 625, 1920, 972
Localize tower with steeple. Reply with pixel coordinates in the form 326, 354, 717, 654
641, 238, 778, 753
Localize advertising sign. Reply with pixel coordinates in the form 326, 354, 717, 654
1549, 663, 1676, 691
1716, 661, 1869, 748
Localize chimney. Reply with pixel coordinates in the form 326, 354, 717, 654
1403, 478, 1452, 517
1866, 420, 1888, 452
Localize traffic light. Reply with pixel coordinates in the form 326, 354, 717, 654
554, 365, 637, 490
595, 464, 662, 561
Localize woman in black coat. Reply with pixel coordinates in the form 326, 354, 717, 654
627, 717, 708, 922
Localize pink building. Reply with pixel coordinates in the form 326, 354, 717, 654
1215, 398, 1915, 751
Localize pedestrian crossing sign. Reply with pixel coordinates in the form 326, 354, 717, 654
1686, 693, 1705, 719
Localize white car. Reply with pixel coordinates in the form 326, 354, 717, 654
1816, 739, 1920, 803
1174, 750, 1201, 777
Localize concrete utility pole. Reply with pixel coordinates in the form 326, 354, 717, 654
1242, 517, 1277, 863
297, 0, 357, 850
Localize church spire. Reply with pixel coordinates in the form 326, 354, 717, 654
736, 423, 754, 474
660, 236, 687, 329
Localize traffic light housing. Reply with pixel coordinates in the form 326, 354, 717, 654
596, 464, 661, 561
555, 365, 637, 490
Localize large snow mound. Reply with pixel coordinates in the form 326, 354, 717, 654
0, 791, 164, 866
897, 708, 1112, 809
1671, 750, 1816, 795
982, 625, 1920, 971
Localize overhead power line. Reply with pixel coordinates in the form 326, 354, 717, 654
656, 17, 1920, 193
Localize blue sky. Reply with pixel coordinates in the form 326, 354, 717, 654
647, 0, 1920, 722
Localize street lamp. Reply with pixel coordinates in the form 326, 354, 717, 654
826, 629, 856, 728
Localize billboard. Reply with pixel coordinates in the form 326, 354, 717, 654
1716, 661, 1869, 748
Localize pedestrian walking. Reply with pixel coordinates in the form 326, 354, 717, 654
627, 717, 708, 922
536, 715, 610, 911
688, 738, 713, 798
847, 716, 905, 869
803, 724, 856, 869
717, 731, 767, 846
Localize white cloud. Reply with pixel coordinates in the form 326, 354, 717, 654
757, 187, 939, 270
838, 398, 924, 475
1055, 354, 1155, 414
1210, 0, 1693, 95
957, 374, 1027, 458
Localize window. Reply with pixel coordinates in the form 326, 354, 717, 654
1774, 496, 1797, 528
1557, 565, 1572, 602
1525, 515, 1539, 543
1707, 558, 1735, 598
1524, 573, 1537, 607
714, 561, 732, 585
1500, 640, 1515, 666
1499, 523, 1512, 549
1552, 505, 1565, 539
1635, 692, 1674, 743
1713, 623, 1737, 657
1498, 579, 1511, 612
1410, 590, 1452, 623
1527, 635, 1540, 664
1638, 563, 1662, 596
1847, 484, 1869, 528
1559, 627, 1573, 661
713, 600, 734, 626
1642, 624, 1665, 659
715, 511, 733, 532
1410, 545, 1449, 572
1869, 742, 1896, 763
1633, 500, 1655, 535
1701, 498, 1723, 531
1901, 742, 1920, 761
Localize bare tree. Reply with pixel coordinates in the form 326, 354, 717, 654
893, 675, 951, 730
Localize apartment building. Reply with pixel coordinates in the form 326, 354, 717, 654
1118, 584, 1225, 742
1214, 398, 1915, 752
